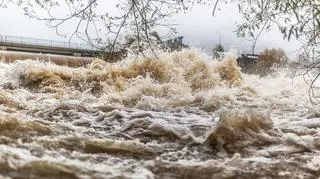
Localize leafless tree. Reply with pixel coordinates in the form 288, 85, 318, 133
212, 0, 320, 105
2, 0, 208, 59
2, 0, 318, 53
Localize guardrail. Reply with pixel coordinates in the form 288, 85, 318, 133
0, 35, 98, 51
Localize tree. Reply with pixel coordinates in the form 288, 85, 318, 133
3, 1, 318, 54
164, 36, 189, 52
257, 48, 289, 76
234, 1, 319, 56
213, 44, 225, 59
4, 0, 198, 56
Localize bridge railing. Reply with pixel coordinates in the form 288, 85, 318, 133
0, 35, 98, 51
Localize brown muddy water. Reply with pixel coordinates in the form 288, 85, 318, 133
0, 50, 319, 179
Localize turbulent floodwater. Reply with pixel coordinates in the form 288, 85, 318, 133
0, 50, 319, 178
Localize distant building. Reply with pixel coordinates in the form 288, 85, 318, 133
236, 54, 260, 74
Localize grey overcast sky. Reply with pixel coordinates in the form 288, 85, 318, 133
0, 2, 303, 59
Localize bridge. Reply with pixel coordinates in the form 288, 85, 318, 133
0, 35, 101, 57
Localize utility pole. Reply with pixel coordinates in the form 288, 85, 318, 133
216, 31, 221, 46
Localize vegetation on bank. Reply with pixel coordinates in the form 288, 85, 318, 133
257, 48, 289, 76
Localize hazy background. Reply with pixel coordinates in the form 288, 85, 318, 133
0, 3, 303, 59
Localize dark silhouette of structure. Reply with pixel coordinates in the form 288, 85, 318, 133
236, 54, 260, 74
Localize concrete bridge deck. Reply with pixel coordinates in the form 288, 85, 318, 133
0, 35, 100, 57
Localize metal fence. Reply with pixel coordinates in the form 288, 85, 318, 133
0, 35, 97, 51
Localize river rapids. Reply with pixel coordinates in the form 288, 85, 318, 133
0, 50, 319, 179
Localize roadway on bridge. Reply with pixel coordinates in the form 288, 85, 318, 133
0, 35, 101, 57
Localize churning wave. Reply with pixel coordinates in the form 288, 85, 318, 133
0, 49, 319, 178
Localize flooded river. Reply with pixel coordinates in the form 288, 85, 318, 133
0, 50, 319, 178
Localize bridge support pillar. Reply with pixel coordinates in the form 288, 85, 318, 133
0, 46, 7, 51
0, 46, 6, 62
0, 51, 4, 62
